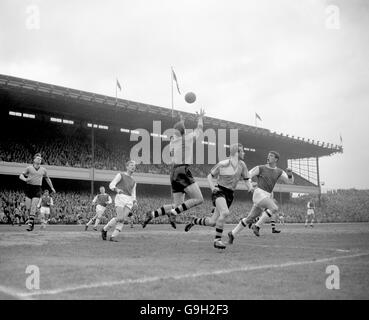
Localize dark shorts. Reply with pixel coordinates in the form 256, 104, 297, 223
25, 185, 42, 199
170, 164, 195, 193
212, 185, 234, 208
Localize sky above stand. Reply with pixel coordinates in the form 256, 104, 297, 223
1, 0, 368, 189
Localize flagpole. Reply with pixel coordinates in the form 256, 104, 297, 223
115, 78, 118, 106
171, 67, 174, 120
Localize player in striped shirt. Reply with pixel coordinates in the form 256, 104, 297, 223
185, 143, 253, 249
37, 189, 54, 229
19, 153, 56, 231
101, 160, 138, 242
142, 109, 205, 229
85, 186, 112, 231
228, 151, 294, 243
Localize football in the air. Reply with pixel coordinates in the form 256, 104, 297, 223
184, 92, 196, 104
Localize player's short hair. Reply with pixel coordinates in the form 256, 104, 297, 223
173, 121, 185, 136
269, 151, 280, 160
99, 186, 105, 189
34, 153, 42, 160
126, 160, 136, 167
230, 143, 244, 156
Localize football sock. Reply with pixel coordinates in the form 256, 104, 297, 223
255, 209, 272, 228
104, 218, 117, 231
214, 227, 223, 242
232, 218, 248, 236
94, 218, 100, 227
271, 220, 276, 230
28, 214, 35, 227
152, 205, 172, 218
192, 217, 209, 226
111, 223, 123, 238
172, 198, 202, 216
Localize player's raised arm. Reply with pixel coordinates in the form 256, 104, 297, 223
207, 173, 218, 192
44, 171, 56, 193
19, 167, 30, 182
248, 166, 260, 179
193, 108, 205, 138
109, 173, 122, 193
207, 162, 220, 192
279, 168, 294, 184
131, 183, 137, 201
131, 183, 138, 211
241, 163, 253, 192
92, 195, 98, 204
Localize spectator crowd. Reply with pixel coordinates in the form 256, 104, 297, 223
1, 188, 369, 225
1, 120, 367, 225
0, 121, 216, 177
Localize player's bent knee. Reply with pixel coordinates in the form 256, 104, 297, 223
269, 206, 278, 214
220, 210, 229, 217
208, 221, 216, 227
245, 217, 253, 224
217, 214, 228, 224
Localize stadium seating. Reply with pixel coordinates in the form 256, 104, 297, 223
1, 188, 369, 224
0, 117, 317, 187
2, 118, 359, 225
0, 118, 215, 177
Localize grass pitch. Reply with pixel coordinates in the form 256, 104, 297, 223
0, 223, 369, 300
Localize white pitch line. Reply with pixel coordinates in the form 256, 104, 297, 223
0, 285, 34, 300
189, 239, 352, 252
18, 251, 369, 298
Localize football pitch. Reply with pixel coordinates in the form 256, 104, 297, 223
1, 223, 369, 300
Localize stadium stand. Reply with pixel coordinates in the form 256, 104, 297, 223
0, 117, 216, 177
1, 187, 369, 225
0, 74, 347, 226
0, 117, 318, 184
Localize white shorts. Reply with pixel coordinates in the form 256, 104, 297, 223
252, 188, 272, 206
96, 204, 106, 217
40, 207, 50, 215
115, 193, 134, 209
307, 209, 315, 215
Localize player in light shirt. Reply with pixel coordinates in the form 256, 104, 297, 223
184, 143, 253, 249
19, 153, 56, 231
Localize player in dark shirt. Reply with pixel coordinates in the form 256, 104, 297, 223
228, 151, 294, 243
85, 186, 112, 231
